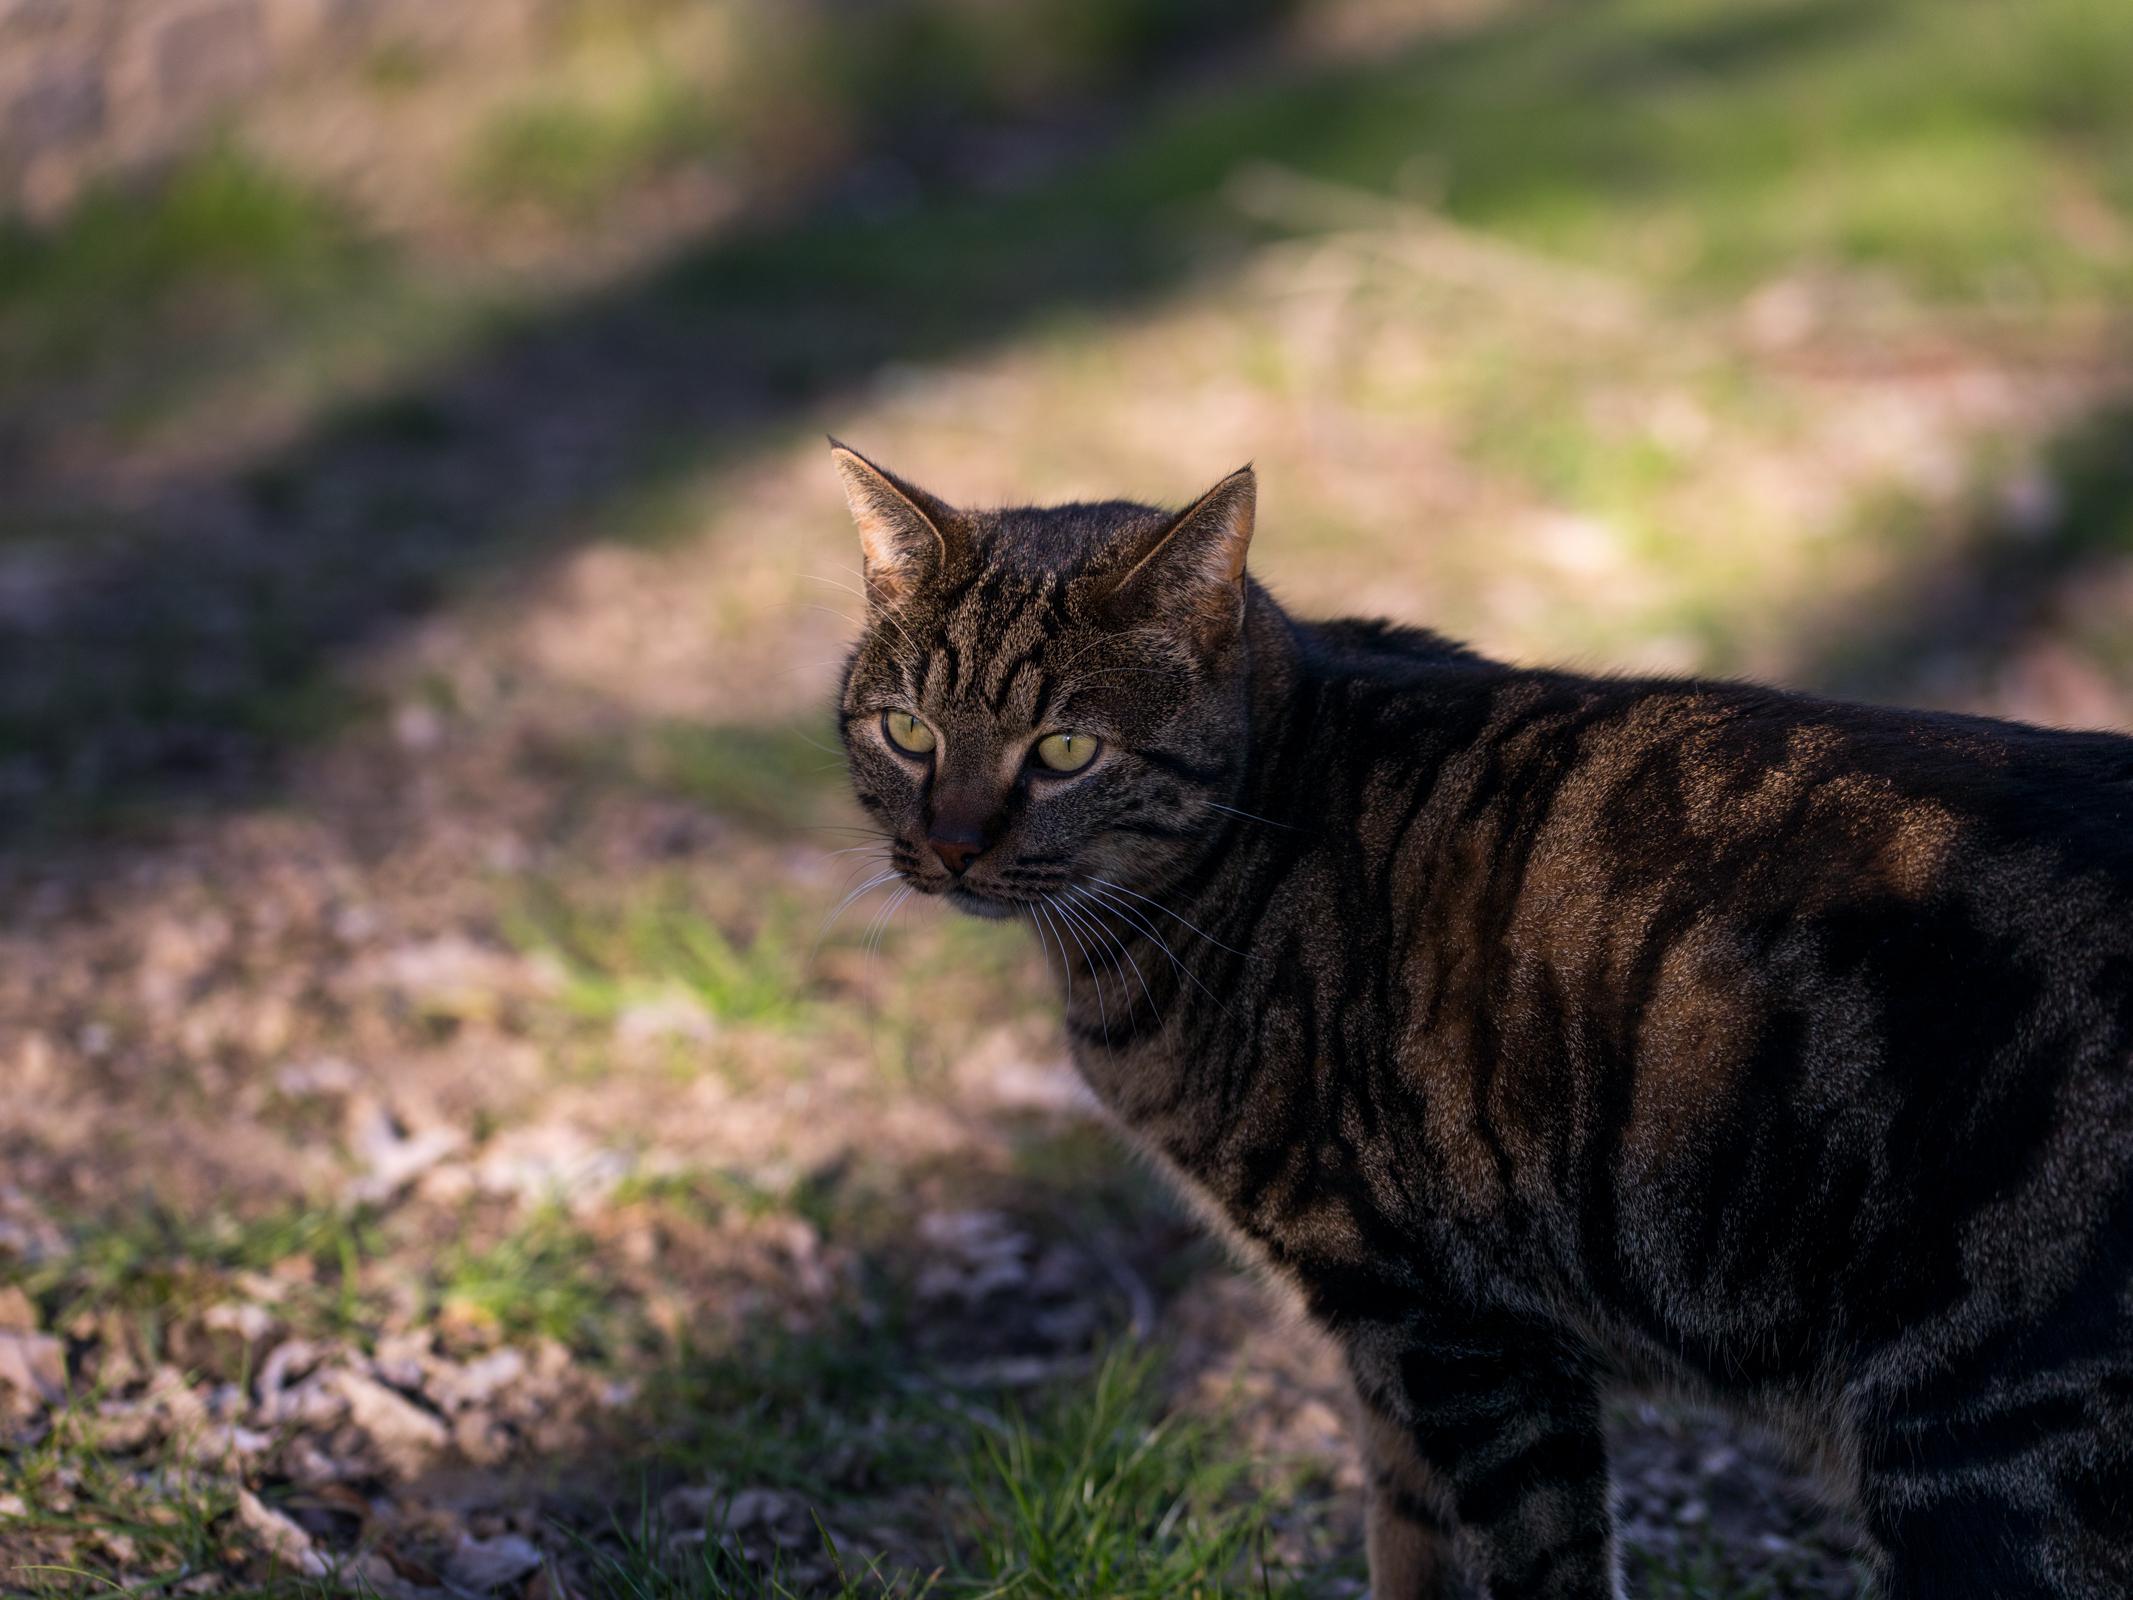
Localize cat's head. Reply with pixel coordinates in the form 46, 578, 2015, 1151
832, 443, 1257, 919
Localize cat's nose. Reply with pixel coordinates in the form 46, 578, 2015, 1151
928, 828, 982, 875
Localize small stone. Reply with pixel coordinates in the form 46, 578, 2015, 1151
1999, 469, 2063, 540
392, 702, 444, 751
614, 987, 716, 1046
345, 1098, 465, 1206
202, 1300, 275, 1341
0, 1329, 65, 1403
98, 1529, 140, 1564
336, 1370, 449, 1477
428, 1346, 525, 1412
472, 1123, 628, 1212
275, 1056, 360, 1098
234, 1488, 318, 1568
722, 1487, 814, 1549
443, 1531, 543, 1591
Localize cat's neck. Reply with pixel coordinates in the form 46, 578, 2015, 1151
1046, 588, 1302, 1064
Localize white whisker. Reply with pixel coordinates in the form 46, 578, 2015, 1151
1209, 800, 1298, 831
1062, 889, 1154, 1016
1044, 896, 1109, 1034
815, 869, 902, 954
863, 884, 914, 967
1030, 902, 1070, 1009
1084, 874, 1247, 958
1076, 882, 1229, 1014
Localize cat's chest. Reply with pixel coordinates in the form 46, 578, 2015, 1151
1066, 1026, 1413, 1300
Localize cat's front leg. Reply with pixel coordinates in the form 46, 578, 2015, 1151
1352, 1333, 1620, 1600
1353, 1395, 1463, 1598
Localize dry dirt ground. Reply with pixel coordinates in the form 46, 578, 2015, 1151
4, 1, 2133, 1594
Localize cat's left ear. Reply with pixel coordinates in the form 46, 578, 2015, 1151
830, 441, 961, 607
1102, 465, 1255, 650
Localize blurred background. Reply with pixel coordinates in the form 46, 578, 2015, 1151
1, 0, 2130, 1593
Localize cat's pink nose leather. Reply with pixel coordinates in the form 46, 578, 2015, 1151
929, 834, 980, 875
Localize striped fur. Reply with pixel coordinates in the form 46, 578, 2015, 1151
832, 447, 2133, 1599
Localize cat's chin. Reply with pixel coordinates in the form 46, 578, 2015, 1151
946, 886, 1019, 921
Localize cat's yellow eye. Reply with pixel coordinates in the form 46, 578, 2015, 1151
883, 711, 937, 755
1034, 732, 1100, 774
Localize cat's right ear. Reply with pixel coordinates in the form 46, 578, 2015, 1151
829, 441, 958, 608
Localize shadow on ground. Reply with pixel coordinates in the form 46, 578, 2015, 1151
0, 0, 2007, 847
1795, 396, 2133, 718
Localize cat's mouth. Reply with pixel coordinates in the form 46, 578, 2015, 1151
946, 884, 1020, 920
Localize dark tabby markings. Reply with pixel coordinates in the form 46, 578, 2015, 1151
832, 449, 2133, 1599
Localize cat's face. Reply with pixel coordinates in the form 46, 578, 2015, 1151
833, 445, 1256, 919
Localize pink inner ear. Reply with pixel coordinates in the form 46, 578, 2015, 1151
831, 447, 958, 602
853, 503, 917, 579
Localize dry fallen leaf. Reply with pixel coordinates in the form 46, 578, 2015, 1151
234, 1487, 324, 1573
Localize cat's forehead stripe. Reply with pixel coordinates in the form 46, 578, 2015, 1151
918, 643, 949, 704
959, 572, 1057, 712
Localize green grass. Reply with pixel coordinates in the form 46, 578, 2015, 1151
570, 1508, 926, 1600
436, 1203, 622, 1350
687, 0, 2133, 320
11, 1201, 381, 1356
504, 879, 816, 1032
629, 720, 852, 835
1805, 396, 2133, 700
1, 1420, 250, 1598
0, 146, 371, 394
764, 0, 1293, 132
600, 1343, 1305, 1599
461, 0, 1294, 221
1190, 0, 2133, 304
959, 1348, 1302, 1599
647, 1313, 949, 1495
465, 76, 730, 217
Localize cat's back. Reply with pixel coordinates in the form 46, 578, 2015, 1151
1298, 628, 2133, 902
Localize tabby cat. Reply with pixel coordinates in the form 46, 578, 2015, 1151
829, 443, 2133, 1599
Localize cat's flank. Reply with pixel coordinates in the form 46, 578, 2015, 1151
829, 443, 2133, 1599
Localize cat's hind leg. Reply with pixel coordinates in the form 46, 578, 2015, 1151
1860, 1402, 2133, 1598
